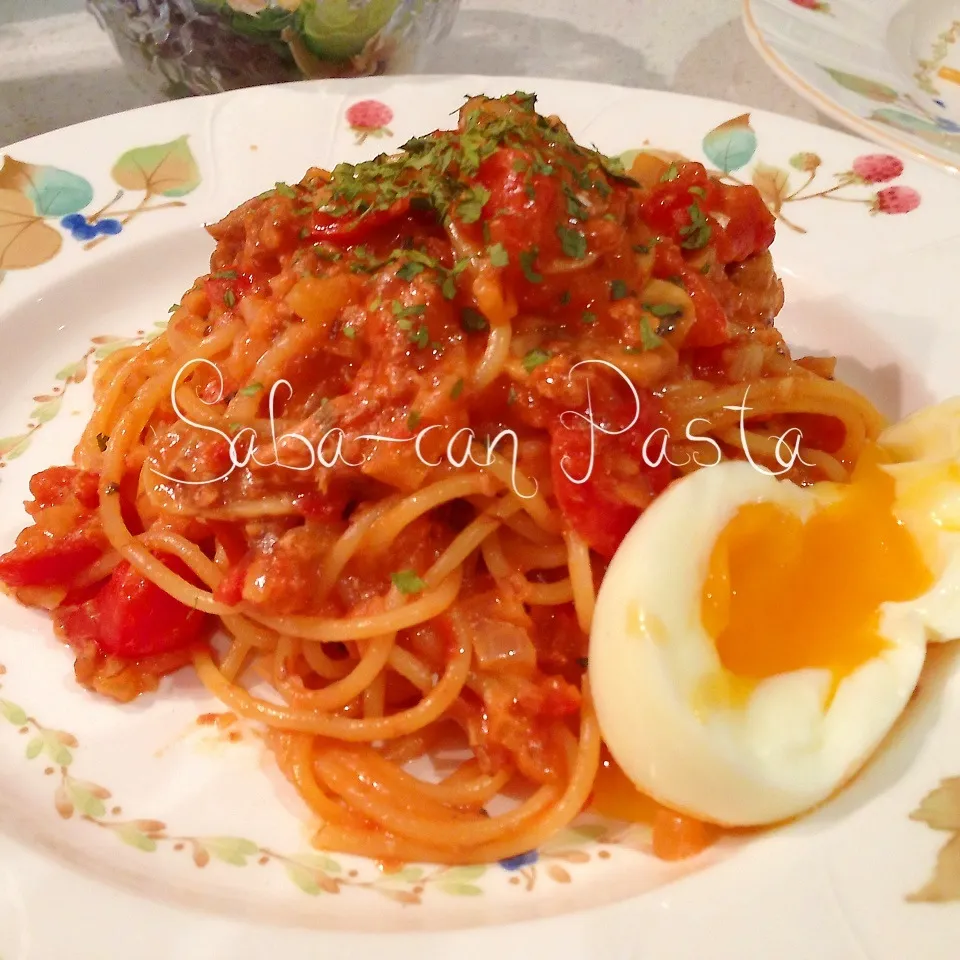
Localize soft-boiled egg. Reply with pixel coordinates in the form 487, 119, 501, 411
589, 399, 960, 827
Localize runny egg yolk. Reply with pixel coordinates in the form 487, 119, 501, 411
701, 449, 933, 694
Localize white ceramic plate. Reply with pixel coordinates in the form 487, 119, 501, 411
743, 0, 960, 173
1, 75, 959, 960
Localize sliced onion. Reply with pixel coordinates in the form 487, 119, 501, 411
471, 618, 537, 676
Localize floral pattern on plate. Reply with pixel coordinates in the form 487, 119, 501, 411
0, 136, 200, 280
743, 0, 960, 172
0, 660, 669, 903
621, 113, 922, 235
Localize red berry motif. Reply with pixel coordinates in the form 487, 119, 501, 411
346, 99, 394, 145
871, 186, 921, 215
789, 0, 829, 9
852, 153, 905, 184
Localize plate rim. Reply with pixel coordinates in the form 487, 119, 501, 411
1, 72, 959, 959
741, 0, 960, 175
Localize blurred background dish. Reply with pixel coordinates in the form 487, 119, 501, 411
743, 0, 960, 174
86, 0, 461, 99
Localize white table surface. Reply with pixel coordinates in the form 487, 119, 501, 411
0, 0, 840, 148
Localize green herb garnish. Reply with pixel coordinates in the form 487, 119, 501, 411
488, 242, 509, 267
522, 348, 551, 373
391, 569, 426, 594
461, 307, 489, 332
396, 261, 426, 281
679, 202, 711, 250
519, 247, 543, 283
557, 225, 588, 259
640, 317, 663, 350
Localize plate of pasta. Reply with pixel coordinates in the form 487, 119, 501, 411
1, 75, 959, 960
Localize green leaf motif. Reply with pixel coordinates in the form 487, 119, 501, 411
25, 736, 42, 760
55, 358, 87, 382
911, 778, 960, 832
702, 114, 758, 173
0, 433, 31, 460
38, 730, 73, 766
822, 68, 899, 103
30, 397, 62, 424
438, 863, 486, 883
115, 823, 158, 852
199, 836, 259, 866
112, 136, 201, 198
285, 862, 324, 896
0, 699, 27, 726
0, 156, 94, 217
65, 779, 106, 818
94, 339, 135, 360
437, 881, 483, 897
292, 852, 342, 874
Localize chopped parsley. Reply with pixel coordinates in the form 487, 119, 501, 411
660, 163, 680, 182
488, 242, 509, 267
522, 348, 551, 373
298, 226, 311, 239
396, 260, 426, 281
559, 290, 571, 305
461, 307, 489, 332
507, 385, 518, 405
319, 93, 628, 253
274, 181, 296, 198
679, 202, 711, 250
223, 289, 236, 308
576, 656, 589, 669
95, 433, 109, 452
406, 410, 422, 430
314, 244, 342, 261
564, 187, 589, 221
391, 301, 427, 319
391, 569, 426, 595
213, 270, 237, 280
456, 184, 491, 224
239, 382, 263, 396
450, 378, 465, 400
689, 185, 706, 198
519, 247, 543, 284
293, 205, 313, 216
557, 225, 588, 259
700, 261, 712, 275
639, 316, 664, 350
168, 303, 180, 313
644, 302, 683, 320
442, 275, 458, 299
393, 318, 429, 348
610, 279, 630, 301
581, 310, 597, 325
343, 324, 357, 339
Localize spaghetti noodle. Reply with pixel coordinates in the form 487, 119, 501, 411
0, 93, 884, 864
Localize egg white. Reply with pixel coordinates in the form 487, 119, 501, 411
589, 461, 931, 827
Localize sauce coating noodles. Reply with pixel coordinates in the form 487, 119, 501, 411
0, 93, 883, 863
